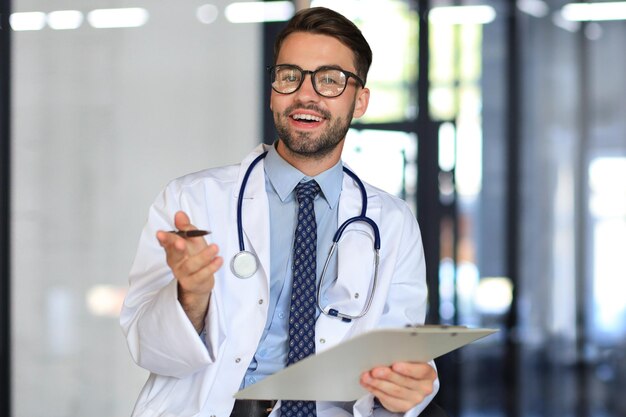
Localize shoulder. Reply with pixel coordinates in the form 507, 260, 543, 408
156, 164, 240, 200
362, 180, 414, 215
164, 163, 240, 194
163, 144, 268, 193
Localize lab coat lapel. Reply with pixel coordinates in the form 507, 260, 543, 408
233, 145, 271, 281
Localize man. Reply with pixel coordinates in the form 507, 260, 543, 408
121, 6, 438, 417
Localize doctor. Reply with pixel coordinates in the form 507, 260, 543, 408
121, 6, 438, 417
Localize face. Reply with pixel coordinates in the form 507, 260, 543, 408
271, 32, 370, 163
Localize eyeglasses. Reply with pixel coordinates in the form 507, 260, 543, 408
268, 64, 365, 98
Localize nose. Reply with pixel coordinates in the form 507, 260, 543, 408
294, 73, 320, 102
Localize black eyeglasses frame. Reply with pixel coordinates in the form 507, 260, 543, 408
267, 64, 366, 98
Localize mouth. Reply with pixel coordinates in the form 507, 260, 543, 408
280, 102, 331, 130
291, 113, 324, 123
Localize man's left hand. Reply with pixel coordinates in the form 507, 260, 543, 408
359, 362, 437, 413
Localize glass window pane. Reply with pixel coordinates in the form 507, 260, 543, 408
11, 3, 261, 416
313, 0, 418, 123
343, 129, 418, 214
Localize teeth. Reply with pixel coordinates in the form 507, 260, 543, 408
293, 114, 322, 122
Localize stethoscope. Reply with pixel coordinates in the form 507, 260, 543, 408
230, 151, 380, 323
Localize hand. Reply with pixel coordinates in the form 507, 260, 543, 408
156, 211, 223, 332
360, 362, 437, 413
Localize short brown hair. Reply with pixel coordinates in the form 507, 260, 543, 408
274, 7, 373, 85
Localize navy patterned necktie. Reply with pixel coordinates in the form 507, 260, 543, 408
282, 180, 320, 417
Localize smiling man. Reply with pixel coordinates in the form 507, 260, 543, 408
121, 7, 439, 417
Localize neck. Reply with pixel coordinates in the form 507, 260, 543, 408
275, 140, 344, 177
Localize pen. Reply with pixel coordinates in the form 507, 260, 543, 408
168, 230, 211, 238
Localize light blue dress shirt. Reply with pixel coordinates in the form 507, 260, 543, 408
241, 145, 343, 387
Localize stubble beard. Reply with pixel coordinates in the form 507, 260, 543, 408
274, 103, 355, 160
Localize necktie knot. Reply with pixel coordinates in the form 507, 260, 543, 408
295, 180, 320, 203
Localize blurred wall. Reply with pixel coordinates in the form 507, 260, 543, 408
11, 1, 261, 416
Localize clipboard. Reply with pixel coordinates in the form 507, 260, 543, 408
235, 326, 497, 401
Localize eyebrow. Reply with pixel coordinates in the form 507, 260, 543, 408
276, 63, 355, 72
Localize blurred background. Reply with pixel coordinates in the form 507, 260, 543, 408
1, 0, 625, 416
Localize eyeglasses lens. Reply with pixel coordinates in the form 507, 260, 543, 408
272, 66, 301, 94
314, 69, 347, 97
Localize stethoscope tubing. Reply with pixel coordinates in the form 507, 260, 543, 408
233, 150, 381, 322
317, 240, 380, 322
236, 151, 268, 252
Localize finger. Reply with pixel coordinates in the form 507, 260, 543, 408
362, 367, 415, 396
390, 362, 437, 383
372, 363, 435, 388
369, 390, 414, 413
185, 252, 224, 284
360, 372, 415, 413
176, 248, 224, 295
174, 244, 221, 278
360, 367, 434, 411
156, 230, 188, 261
172, 211, 209, 252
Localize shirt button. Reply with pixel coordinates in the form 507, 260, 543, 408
250, 377, 256, 383
278, 312, 285, 319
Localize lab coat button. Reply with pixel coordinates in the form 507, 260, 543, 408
258, 299, 264, 305
235, 358, 241, 363
320, 338, 326, 344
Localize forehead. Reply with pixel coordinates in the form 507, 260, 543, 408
276, 32, 356, 72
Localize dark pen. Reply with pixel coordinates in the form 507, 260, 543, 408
168, 230, 211, 238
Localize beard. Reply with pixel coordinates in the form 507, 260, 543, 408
274, 102, 355, 159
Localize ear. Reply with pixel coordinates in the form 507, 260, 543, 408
352, 87, 370, 119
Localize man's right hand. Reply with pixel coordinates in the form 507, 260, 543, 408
156, 210, 224, 333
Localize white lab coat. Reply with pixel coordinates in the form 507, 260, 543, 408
121, 144, 438, 417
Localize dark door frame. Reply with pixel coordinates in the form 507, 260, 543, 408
1, 0, 12, 415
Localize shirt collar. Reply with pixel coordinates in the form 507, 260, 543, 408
264, 144, 343, 209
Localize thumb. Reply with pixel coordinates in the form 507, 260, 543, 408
174, 211, 194, 231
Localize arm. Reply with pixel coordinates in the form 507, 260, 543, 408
120, 185, 225, 378
156, 210, 223, 333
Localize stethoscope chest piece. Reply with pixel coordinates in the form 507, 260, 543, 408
231, 250, 258, 279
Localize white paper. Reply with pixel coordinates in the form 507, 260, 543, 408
235, 326, 497, 401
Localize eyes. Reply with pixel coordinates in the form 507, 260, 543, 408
277, 67, 344, 85
279, 69, 299, 83
318, 73, 342, 85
